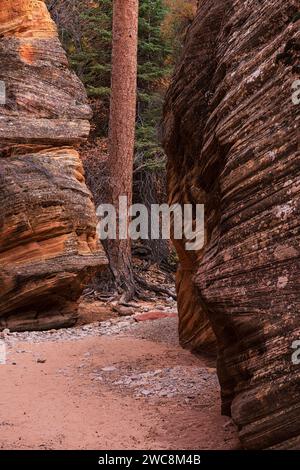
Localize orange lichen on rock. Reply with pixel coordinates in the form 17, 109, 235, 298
19, 42, 36, 64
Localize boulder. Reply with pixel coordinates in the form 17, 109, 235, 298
0, 0, 107, 331
163, 0, 300, 449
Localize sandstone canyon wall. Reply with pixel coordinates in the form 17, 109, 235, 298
0, 0, 107, 331
163, 0, 300, 449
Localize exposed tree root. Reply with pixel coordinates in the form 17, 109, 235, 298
134, 274, 177, 300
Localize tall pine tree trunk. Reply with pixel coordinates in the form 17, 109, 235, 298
107, 0, 139, 302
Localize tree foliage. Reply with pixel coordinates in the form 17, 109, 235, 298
48, 0, 185, 167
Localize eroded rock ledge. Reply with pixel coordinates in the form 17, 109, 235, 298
163, 0, 300, 449
0, 0, 107, 331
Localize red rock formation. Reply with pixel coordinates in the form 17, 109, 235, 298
0, 0, 107, 331
163, 0, 300, 449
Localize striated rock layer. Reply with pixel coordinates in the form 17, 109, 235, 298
0, 0, 107, 331
163, 0, 300, 449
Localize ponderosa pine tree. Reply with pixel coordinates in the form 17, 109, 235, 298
48, 0, 196, 272
107, 0, 139, 301
48, 0, 194, 163
53, 0, 171, 159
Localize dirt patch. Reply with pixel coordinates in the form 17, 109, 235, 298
0, 318, 240, 450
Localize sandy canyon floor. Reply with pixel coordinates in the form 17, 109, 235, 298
0, 314, 239, 450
